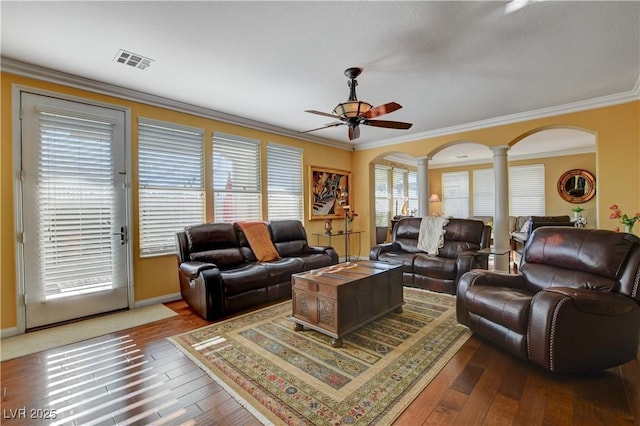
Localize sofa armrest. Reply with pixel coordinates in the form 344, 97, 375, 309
543, 287, 637, 316
369, 242, 400, 260
456, 269, 527, 325
304, 245, 339, 263
179, 261, 217, 279
455, 251, 483, 284
528, 288, 640, 372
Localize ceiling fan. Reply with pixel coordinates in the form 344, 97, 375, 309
302, 67, 413, 141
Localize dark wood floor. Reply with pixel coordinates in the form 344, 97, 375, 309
1, 300, 638, 425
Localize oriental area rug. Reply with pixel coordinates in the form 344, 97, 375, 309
168, 288, 471, 425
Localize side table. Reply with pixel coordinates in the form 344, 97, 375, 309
476, 247, 512, 273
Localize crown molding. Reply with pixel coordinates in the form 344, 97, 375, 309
1, 57, 353, 151
356, 79, 640, 151
390, 145, 597, 169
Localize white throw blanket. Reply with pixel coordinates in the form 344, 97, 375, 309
417, 216, 449, 255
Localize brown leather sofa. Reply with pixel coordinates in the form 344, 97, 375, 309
510, 215, 573, 255
176, 220, 338, 320
457, 227, 640, 373
369, 217, 491, 294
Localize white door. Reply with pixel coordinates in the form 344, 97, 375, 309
20, 92, 129, 329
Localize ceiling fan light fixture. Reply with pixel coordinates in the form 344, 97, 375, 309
333, 100, 372, 118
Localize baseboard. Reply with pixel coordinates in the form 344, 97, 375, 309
134, 292, 182, 308
0, 326, 20, 339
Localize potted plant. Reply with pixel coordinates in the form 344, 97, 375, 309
572, 206, 585, 220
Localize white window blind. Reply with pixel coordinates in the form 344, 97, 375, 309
473, 168, 494, 216
442, 171, 469, 218
408, 170, 418, 215
374, 165, 391, 226
509, 164, 545, 216
267, 143, 303, 221
35, 109, 123, 297
138, 119, 205, 257
213, 133, 261, 222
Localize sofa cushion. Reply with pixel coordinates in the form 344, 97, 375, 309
221, 264, 270, 296
236, 221, 280, 262
185, 223, 245, 268
262, 257, 304, 281
377, 251, 417, 273
298, 253, 337, 270
270, 220, 308, 257
413, 254, 456, 280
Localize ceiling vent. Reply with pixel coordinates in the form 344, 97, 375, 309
114, 49, 153, 70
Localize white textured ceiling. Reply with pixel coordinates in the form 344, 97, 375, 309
1, 1, 638, 155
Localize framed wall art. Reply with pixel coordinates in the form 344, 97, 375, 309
308, 166, 351, 220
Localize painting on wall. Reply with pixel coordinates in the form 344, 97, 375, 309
309, 166, 351, 220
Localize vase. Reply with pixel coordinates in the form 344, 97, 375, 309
324, 219, 333, 234
573, 212, 582, 221
624, 224, 633, 233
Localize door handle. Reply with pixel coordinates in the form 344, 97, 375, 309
112, 226, 128, 245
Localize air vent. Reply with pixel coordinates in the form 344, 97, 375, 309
114, 49, 154, 70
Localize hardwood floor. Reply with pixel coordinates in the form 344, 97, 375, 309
1, 300, 638, 425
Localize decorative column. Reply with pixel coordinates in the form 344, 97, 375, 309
417, 156, 430, 217
491, 146, 510, 271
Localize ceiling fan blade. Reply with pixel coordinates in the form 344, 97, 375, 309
300, 122, 344, 134
305, 110, 344, 120
362, 119, 413, 129
348, 125, 360, 140
362, 102, 402, 119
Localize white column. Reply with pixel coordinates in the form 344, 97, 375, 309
491, 146, 510, 271
417, 156, 430, 217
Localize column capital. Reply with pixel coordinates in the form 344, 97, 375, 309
416, 156, 431, 165
490, 145, 510, 155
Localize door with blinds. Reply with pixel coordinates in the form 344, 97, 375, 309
20, 93, 129, 329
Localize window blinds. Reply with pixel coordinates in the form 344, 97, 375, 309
267, 143, 303, 221
509, 164, 545, 216
213, 133, 261, 222
36, 109, 123, 297
442, 171, 470, 218
473, 168, 495, 216
138, 119, 205, 257
374, 165, 391, 226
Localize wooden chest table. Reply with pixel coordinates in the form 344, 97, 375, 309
291, 260, 403, 347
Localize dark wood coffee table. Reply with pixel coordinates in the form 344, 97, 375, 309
291, 260, 403, 347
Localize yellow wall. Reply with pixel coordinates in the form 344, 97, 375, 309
429, 152, 597, 225
0, 72, 351, 329
353, 102, 639, 246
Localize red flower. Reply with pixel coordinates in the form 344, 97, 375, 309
609, 203, 638, 231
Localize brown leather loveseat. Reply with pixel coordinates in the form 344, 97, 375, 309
457, 227, 640, 373
176, 220, 338, 320
370, 217, 491, 294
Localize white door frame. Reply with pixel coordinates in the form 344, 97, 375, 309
11, 84, 134, 334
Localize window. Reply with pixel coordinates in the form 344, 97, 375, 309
442, 171, 469, 218
138, 119, 205, 257
408, 170, 418, 215
213, 133, 261, 221
473, 168, 494, 216
374, 165, 391, 226
509, 164, 545, 216
374, 165, 417, 225
267, 143, 303, 221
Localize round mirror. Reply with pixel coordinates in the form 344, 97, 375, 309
557, 169, 595, 203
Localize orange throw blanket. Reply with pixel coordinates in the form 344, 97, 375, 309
236, 221, 280, 262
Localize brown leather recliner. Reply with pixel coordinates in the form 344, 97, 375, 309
457, 227, 640, 373
370, 217, 491, 294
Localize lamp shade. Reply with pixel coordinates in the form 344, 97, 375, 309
333, 101, 372, 118
429, 194, 441, 202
